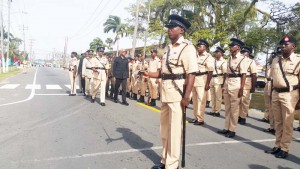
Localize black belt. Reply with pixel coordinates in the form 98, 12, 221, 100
86, 67, 92, 70
195, 72, 207, 76
213, 74, 223, 77
95, 67, 105, 70
267, 78, 272, 81
228, 74, 241, 78
161, 74, 186, 80
273, 85, 299, 93
246, 75, 251, 77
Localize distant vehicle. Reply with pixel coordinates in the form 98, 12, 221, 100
256, 81, 266, 88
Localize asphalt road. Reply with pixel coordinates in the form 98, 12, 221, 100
0, 67, 299, 169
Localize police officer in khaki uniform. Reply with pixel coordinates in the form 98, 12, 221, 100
238, 46, 257, 125
126, 57, 134, 98
148, 49, 161, 106
207, 47, 227, 117
265, 36, 300, 158
189, 39, 214, 125
138, 55, 149, 103
217, 38, 247, 138
131, 54, 142, 100
143, 14, 199, 169
68, 52, 78, 96
82, 50, 94, 98
91, 47, 109, 106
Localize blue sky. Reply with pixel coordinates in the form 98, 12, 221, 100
3, 0, 300, 59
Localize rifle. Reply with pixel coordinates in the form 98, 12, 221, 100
181, 104, 187, 168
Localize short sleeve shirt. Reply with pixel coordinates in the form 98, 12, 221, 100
194, 51, 214, 87
212, 57, 227, 85
149, 57, 161, 73
244, 57, 258, 89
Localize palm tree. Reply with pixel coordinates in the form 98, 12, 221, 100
89, 37, 104, 52
105, 38, 113, 50
103, 15, 128, 56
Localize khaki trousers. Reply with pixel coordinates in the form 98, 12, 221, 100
211, 84, 222, 113
92, 78, 107, 103
69, 71, 77, 94
132, 77, 140, 94
206, 89, 211, 101
272, 89, 299, 152
85, 77, 92, 96
126, 78, 132, 93
192, 86, 206, 122
149, 78, 159, 99
264, 86, 275, 129
140, 78, 148, 96
239, 89, 251, 118
160, 102, 182, 169
224, 89, 240, 132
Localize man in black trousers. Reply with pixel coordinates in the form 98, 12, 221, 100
113, 49, 129, 106
78, 53, 86, 94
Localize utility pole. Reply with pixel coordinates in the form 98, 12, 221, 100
5, 0, 12, 72
20, 25, 28, 61
143, 0, 151, 57
0, 0, 5, 73
131, 0, 140, 57
62, 36, 68, 67
28, 39, 35, 62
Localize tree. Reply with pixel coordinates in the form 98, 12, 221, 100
103, 15, 128, 56
105, 38, 114, 50
89, 37, 104, 52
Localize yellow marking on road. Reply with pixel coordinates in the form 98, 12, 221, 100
136, 102, 160, 113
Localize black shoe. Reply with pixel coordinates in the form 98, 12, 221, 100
206, 101, 210, 108
149, 99, 156, 106
215, 112, 220, 117
238, 116, 241, 123
225, 131, 236, 138
275, 150, 288, 158
151, 163, 165, 169
133, 94, 138, 100
259, 118, 269, 123
265, 147, 281, 154
194, 121, 204, 125
238, 117, 246, 125
113, 99, 118, 103
206, 112, 215, 116
126, 92, 130, 98
121, 101, 129, 106
100, 103, 106, 106
217, 129, 229, 134
69, 94, 76, 96
138, 96, 145, 103
294, 127, 300, 131
189, 119, 197, 123
263, 128, 275, 135
91, 98, 95, 103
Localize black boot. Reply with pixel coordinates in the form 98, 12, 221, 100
138, 96, 145, 103
133, 94, 137, 100
150, 99, 156, 106
126, 92, 130, 98
206, 101, 210, 108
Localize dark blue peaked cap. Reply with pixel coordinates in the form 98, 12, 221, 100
97, 47, 105, 52
279, 36, 297, 45
214, 46, 225, 53
86, 50, 94, 54
229, 38, 245, 47
241, 46, 252, 54
196, 39, 209, 48
165, 14, 191, 30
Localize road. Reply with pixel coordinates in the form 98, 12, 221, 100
0, 67, 299, 169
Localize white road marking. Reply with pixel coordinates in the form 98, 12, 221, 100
0, 84, 20, 89
46, 85, 62, 90
25, 84, 41, 89
21, 138, 300, 162
35, 94, 68, 96
65, 84, 80, 89
0, 69, 38, 107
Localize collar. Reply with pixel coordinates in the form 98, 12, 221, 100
216, 57, 224, 62
282, 52, 296, 62
168, 36, 185, 47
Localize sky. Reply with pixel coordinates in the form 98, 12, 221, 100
2, 0, 300, 60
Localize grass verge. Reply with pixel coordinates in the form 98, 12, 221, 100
0, 69, 21, 82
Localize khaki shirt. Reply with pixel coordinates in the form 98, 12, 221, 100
194, 51, 214, 87
271, 52, 300, 88
141, 60, 149, 71
225, 52, 247, 90
244, 57, 258, 89
149, 57, 161, 73
132, 60, 141, 72
265, 66, 272, 96
82, 57, 93, 78
69, 57, 78, 72
161, 36, 199, 102
92, 56, 109, 80
212, 57, 227, 85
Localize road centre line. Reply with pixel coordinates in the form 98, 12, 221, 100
0, 69, 38, 107
35, 94, 69, 96
22, 138, 300, 163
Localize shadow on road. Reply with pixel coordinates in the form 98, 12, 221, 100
105, 127, 161, 164
248, 164, 270, 169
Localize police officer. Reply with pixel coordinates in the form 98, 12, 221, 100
217, 38, 247, 138
127, 57, 134, 98
91, 47, 109, 105
238, 46, 257, 125
132, 54, 142, 100
148, 49, 161, 106
68, 52, 78, 96
82, 50, 94, 98
138, 55, 149, 103
207, 47, 227, 117
143, 14, 198, 169
265, 36, 300, 158
189, 39, 214, 126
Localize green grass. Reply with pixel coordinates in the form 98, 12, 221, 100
0, 69, 21, 81
250, 93, 265, 112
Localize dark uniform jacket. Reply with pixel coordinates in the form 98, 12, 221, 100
113, 56, 129, 79
77, 57, 85, 75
